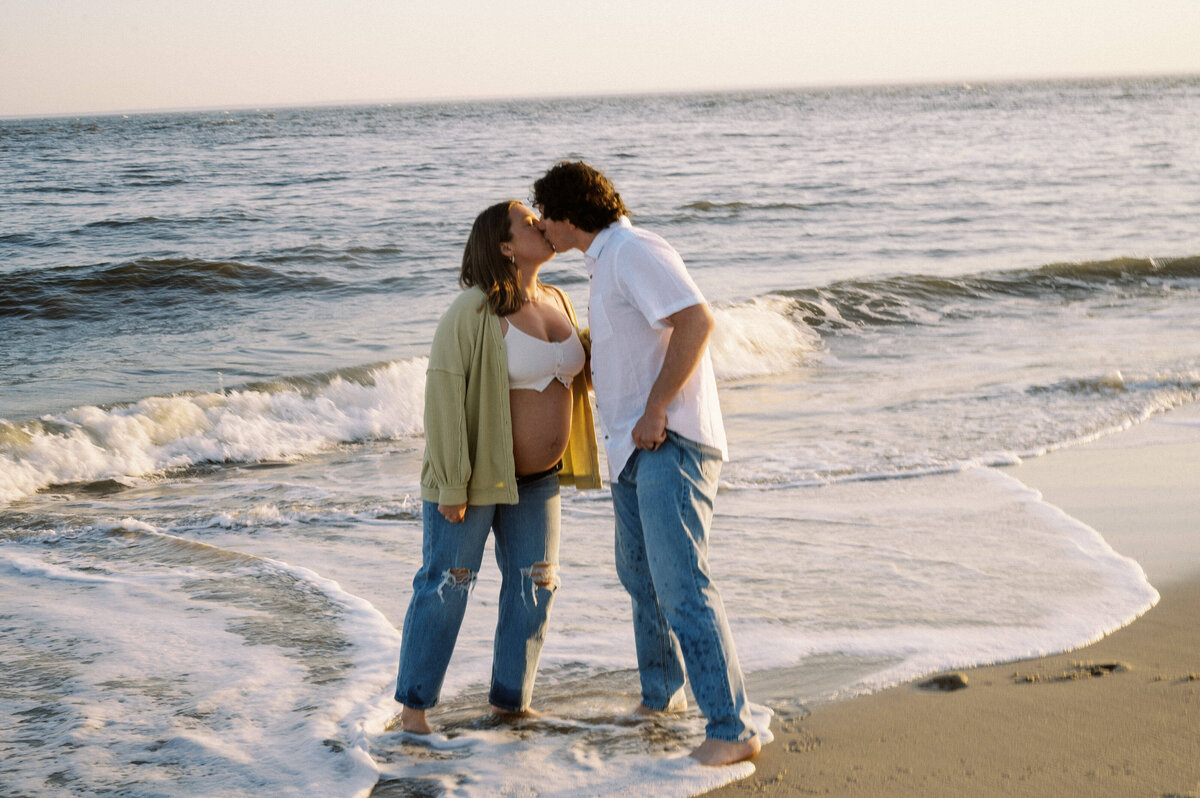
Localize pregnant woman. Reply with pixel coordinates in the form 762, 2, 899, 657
395, 200, 601, 734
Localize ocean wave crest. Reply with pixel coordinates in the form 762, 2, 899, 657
0, 258, 344, 320
1028, 370, 1200, 398
782, 254, 1200, 330
710, 297, 822, 379
681, 200, 844, 214
80, 210, 264, 230
0, 360, 426, 506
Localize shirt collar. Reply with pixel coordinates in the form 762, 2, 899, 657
583, 216, 631, 264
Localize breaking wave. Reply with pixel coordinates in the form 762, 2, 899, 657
0, 360, 427, 505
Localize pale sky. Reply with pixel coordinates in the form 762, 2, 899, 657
2, 0, 1198, 117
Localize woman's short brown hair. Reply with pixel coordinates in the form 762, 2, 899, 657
460, 200, 524, 316
532, 161, 628, 233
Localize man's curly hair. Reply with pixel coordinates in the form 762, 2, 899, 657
532, 161, 629, 233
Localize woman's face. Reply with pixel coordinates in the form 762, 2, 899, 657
504, 203, 555, 268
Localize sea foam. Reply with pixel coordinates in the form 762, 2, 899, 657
0, 360, 426, 505
0, 520, 402, 797
710, 297, 821, 380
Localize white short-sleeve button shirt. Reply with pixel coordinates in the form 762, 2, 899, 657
584, 217, 728, 481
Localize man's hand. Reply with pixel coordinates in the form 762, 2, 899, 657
632, 407, 668, 450
439, 503, 467, 523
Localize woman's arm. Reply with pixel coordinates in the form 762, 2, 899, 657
421, 301, 475, 519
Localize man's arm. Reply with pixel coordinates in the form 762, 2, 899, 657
631, 302, 715, 450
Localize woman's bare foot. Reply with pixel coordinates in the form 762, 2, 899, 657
689, 735, 761, 766
400, 705, 432, 735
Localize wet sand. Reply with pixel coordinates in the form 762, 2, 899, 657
708, 404, 1200, 797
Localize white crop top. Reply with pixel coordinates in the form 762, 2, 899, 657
504, 322, 586, 391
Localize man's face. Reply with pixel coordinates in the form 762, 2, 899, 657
535, 211, 575, 253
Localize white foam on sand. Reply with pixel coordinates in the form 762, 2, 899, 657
0, 520, 401, 798
188, 457, 1159, 796
679, 466, 1159, 700
367, 703, 773, 798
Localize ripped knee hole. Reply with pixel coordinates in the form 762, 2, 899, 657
436, 567, 478, 600
524, 561, 559, 589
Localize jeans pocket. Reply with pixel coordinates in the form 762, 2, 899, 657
664, 429, 724, 461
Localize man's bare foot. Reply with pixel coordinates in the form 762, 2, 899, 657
634, 695, 688, 717
399, 705, 432, 735
490, 704, 541, 719
689, 735, 761, 766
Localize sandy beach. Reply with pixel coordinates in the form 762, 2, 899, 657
710, 404, 1200, 798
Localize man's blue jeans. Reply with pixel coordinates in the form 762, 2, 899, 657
612, 430, 755, 743
395, 470, 560, 713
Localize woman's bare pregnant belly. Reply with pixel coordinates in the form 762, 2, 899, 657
510, 383, 572, 476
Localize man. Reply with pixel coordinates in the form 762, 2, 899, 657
532, 161, 760, 766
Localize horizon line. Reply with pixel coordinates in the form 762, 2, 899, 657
3, 69, 1197, 122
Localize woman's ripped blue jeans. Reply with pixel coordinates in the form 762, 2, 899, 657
395, 470, 560, 713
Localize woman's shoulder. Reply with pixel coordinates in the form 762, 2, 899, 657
451, 284, 488, 306
542, 283, 582, 327
432, 286, 493, 342
440, 286, 491, 319
541, 282, 576, 313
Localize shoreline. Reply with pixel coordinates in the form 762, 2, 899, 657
709, 403, 1200, 797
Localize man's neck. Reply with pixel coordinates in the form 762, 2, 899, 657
576, 229, 600, 253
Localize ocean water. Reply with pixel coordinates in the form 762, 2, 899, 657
2, 76, 1199, 796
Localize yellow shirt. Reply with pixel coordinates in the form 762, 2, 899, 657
420, 285, 602, 505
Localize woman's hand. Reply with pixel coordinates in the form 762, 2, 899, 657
438, 503, 467, 523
